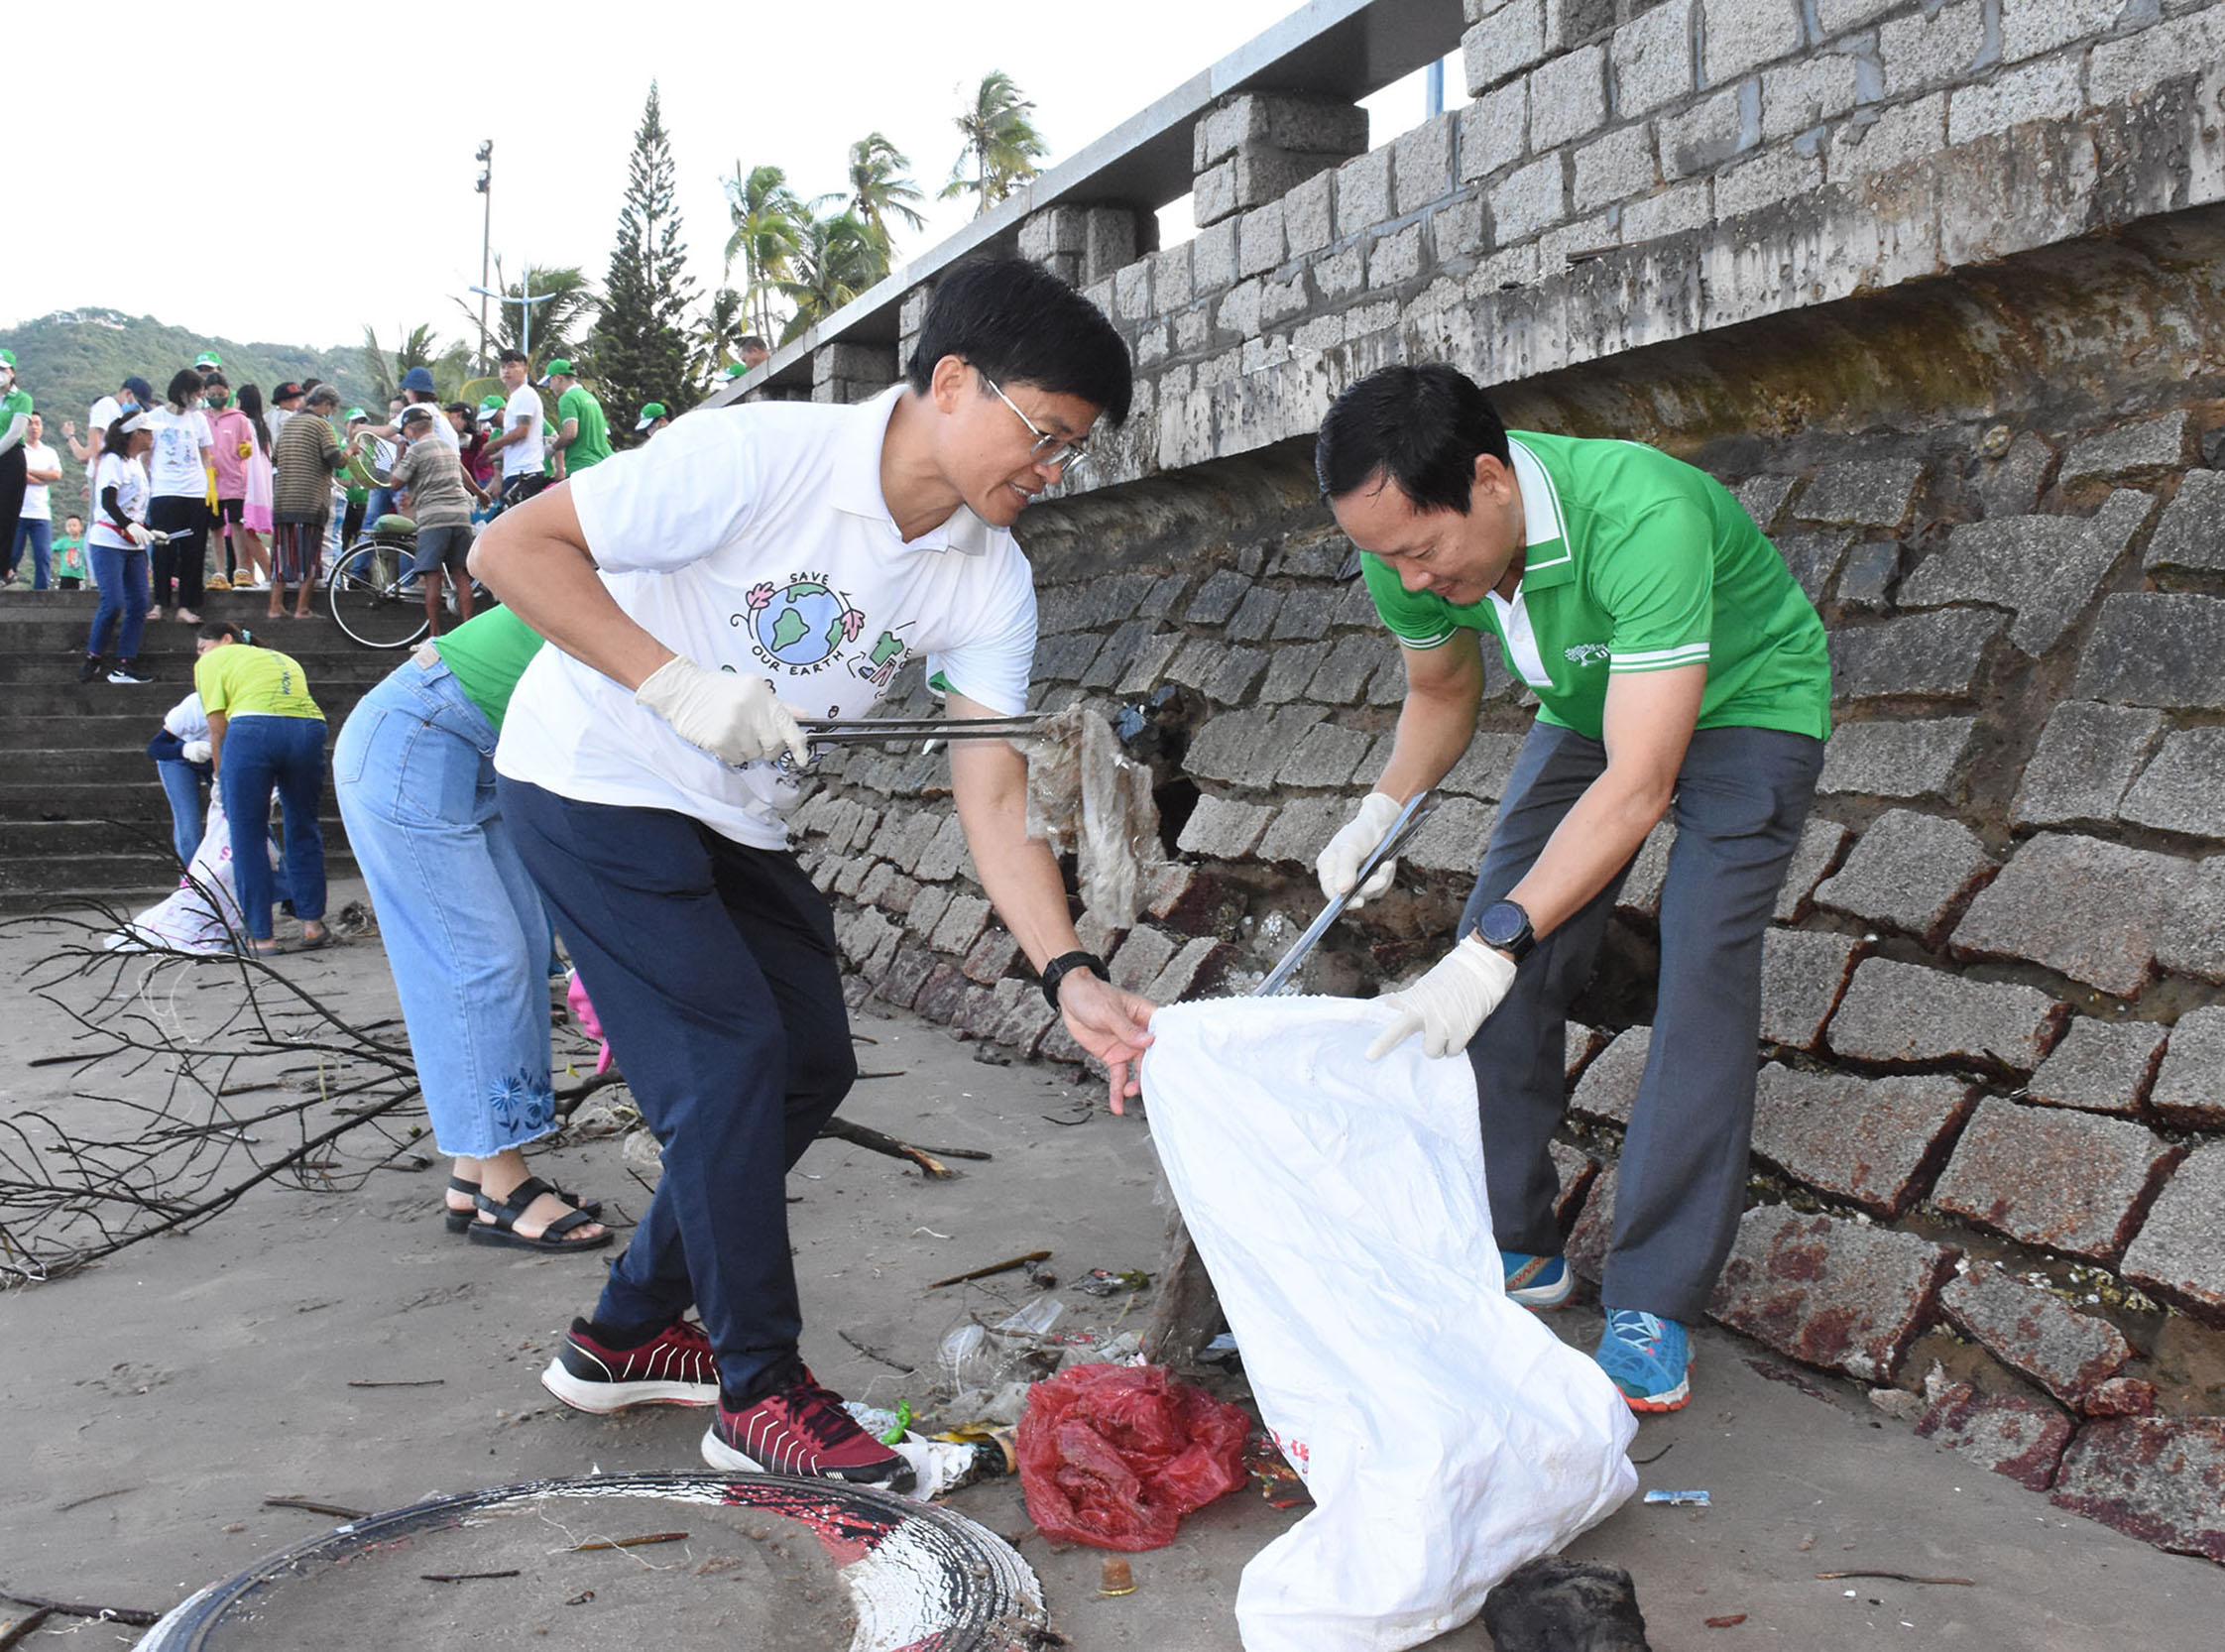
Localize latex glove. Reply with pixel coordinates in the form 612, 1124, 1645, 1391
634, 655, 810, 767
1317, 791, 1405, 909
1366, 936, 1519, 1061
124, 522, 153, 548
181, 739, 212, 765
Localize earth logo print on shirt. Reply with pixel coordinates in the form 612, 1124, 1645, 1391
738, 573, 910, 685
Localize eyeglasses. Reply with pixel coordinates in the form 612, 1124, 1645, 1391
980, 371, 1092, 476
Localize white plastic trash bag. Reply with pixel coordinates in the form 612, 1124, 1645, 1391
109, 796, 256, 955
1140, 996, 1638, 1652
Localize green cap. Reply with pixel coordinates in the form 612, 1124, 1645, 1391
721, 363, 747, 379
194, 351, 222, 369
478, 395, 505, 413
345, 407, 368, 422
0, 349, 14, 368
635, 402, 667, 431
535, 358, 575, 386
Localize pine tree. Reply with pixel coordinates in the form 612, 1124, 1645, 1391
592, 84, 699, 443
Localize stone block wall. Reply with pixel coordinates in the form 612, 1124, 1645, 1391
759, 0, 2225, 1568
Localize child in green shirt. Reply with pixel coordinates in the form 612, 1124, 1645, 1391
55, 515, 87, 589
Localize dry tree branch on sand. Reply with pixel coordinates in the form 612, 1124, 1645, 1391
1, 891, 982, 1287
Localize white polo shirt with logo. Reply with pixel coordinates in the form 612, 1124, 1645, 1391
495, 385, 1037, 850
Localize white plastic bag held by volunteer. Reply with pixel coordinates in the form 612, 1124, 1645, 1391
1141, 996, 1637, 1652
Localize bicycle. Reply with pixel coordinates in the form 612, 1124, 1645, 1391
325, 515, 489, 649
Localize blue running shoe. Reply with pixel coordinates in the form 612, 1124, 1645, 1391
1595, 1310, 1692, 1412
1502, 1251, 1574, 1309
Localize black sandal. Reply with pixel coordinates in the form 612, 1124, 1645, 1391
444, 1174, 603, 1234
466, 1177, 612, 1253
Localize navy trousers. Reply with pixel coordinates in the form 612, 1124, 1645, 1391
498, 777, 856, 1402
1462, 721, 1825, 1322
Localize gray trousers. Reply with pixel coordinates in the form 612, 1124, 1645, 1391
1462, 720, 1825, 1322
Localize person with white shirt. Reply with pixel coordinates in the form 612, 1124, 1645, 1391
478, 349, 546, 510
80, 411, 157, 684
475, 258, 1152, 1492
12, 414, 61, 588
146, 369, 216, 623
65, 375, 152, 514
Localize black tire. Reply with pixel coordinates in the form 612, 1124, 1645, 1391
135, 1471, 1055, 1650
326, 539, 427, 649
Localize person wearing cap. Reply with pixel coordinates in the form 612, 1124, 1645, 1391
536, 360, 610, 482
0, 351, 33, 582
372, 366, 460, 453
464, 396, 505, 501
65, 376, 152, 511
194, 351, 223, 373
271, 385, 352, 620
635, 403, 668, 441
390, 405, 478, 636
336, 409, 387, 549
80, 409, 158, 683
475, 257, 1153, 1490
268, 382, 306, 447
481, 349, 546, 510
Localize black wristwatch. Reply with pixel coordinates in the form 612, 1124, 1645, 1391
1472, 899, 1535, 964
1040, 950, 1109, 1009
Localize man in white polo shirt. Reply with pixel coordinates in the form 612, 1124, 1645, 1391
479, 348, 546, 509
474, 258, 1153, 1493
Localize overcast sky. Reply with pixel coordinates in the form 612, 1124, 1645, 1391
11, 1, 1452, 352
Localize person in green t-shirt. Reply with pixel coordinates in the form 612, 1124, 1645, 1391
537, 360, 611, 480
1312, 364, 1831, 1418
330, 603, 609, 1254
55, 515, 88, 589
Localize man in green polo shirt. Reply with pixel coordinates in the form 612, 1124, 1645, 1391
1313, 363, 1830, 1414
536, 360, 610, 480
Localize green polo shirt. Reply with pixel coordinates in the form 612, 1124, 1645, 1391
1361, 431, 1830, 742
555, 385, 612, 474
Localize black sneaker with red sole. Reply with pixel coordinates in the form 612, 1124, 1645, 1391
539, 1317, 719, 1413
700, 1371, 914, 1491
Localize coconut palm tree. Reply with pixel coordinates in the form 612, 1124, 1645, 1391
943, 70, 1048, 216
694, 287, 751, 378
845, 133, 926, 266
772, 212, 882, 343
723, 163, 808, 343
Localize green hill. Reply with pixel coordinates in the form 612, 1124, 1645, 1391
0, 309, 379, 517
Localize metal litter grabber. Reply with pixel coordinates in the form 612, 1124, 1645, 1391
1252, 790, 1439, 996
797, 712, 1052, 747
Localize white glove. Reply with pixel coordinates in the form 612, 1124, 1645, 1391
180, 739, 212, 764
1366, 936, 1519, 1060
124, 522, 153, 548
634, 655, 811, 768
1317, 791, 1405, 909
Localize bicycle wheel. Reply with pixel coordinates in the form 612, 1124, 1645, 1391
326, 540, 428, 649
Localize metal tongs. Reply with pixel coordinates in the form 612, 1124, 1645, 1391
1253, 790, 1439, 997
797, 712, 1052, 746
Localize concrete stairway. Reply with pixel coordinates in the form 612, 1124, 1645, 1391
0, 589, 405, 913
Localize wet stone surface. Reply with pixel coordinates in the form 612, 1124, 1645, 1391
2051, 1417, 2225, 1563
1825, 957, 2065, 1071
1939, 1261, 2137, 1410
1708, 1209, 1959, 1384
1915, 1382, 2076, 1491
2120, 1140, 2225, 1324
2026, 1015, 2167, 1116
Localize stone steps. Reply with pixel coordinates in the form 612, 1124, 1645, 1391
0, 593, 402, 912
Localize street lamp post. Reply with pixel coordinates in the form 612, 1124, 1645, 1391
468, 281, 556, 364
474, 141, 493, 374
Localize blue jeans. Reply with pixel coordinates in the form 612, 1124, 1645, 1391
157, 759, 210, 867
86, 542, 149, 661
333, 660, 557, 1157
499, 776, 855, 1402
11, 518, 52, 587
219, 715, 327, 940
364, 486, 397, 532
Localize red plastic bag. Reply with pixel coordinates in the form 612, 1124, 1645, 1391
1017, 1362, 1251, 1551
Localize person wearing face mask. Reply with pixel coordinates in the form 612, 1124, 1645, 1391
0, 351, 32, 577
476, 258, 1155, 1490
147, 369, 217, 624
203, 371, 255, 587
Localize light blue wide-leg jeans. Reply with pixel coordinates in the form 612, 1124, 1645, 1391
332, 656, 557, 1157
